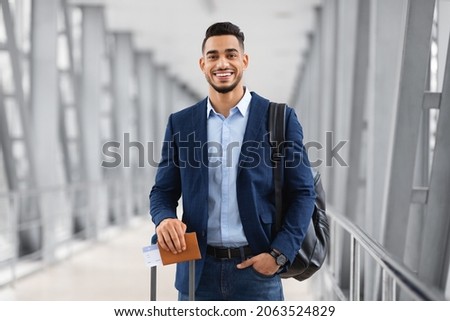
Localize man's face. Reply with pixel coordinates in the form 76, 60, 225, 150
199, 35, 249, 94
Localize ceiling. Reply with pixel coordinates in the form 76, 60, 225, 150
70, 0, 322, 105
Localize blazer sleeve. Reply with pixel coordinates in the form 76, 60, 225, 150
149, 114, 181, 227
270, 107, 316, 264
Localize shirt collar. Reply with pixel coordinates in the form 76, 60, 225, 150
207, 87, 252, 118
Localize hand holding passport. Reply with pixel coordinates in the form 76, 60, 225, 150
157, 232, 202, 265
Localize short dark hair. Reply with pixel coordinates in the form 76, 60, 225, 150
201, 22, 245, 52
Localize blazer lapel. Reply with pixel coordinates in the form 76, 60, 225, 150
192, 98, 209, 180
238, 92, 270, 175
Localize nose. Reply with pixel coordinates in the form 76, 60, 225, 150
216, 56, 230, 69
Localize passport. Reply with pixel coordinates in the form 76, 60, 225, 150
158, 232, 202, 265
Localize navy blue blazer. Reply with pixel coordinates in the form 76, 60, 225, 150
150, 92, 316, 294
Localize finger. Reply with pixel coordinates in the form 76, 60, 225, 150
157, 237, 168, 252
161, 230, 179, 254
155, 229, 169, 252
156, 225, 172, 252
157, 223, 179, 254
169, 230, 183, 253
236, 257, 254, 269
174, 223, 187, 250
166, 222, 186, 253
164, 220, 186, 252
156, 219, 185, 253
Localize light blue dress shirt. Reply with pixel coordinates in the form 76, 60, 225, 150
206, 89, 252, 247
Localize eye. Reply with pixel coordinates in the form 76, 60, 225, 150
207, 54, 218, 60
228, 52, 238, 59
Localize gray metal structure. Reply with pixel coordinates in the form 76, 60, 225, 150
0, 0, 41, 258
0, 0, 449, 301
293, 0, 450, 300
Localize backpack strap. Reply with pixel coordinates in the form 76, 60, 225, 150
269, 102, 287, 234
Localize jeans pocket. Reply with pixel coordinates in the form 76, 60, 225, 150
250, 266, 276, 279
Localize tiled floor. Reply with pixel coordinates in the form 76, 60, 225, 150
0, 216, 317, 301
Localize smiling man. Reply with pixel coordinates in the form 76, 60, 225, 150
200, 30, 247, 97
150, 22, 315, 301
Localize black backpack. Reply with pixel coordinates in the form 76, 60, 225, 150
269, 102, 330, 282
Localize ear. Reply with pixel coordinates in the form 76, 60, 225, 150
199, 57, 205, 73
242, 53, 249, 70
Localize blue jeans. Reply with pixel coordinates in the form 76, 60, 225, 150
178, 255, 284, 301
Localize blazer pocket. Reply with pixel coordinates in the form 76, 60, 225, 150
257, 205, 275, 240
258, 206, 274, 224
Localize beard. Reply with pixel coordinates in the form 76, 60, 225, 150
206, 72, 243, 94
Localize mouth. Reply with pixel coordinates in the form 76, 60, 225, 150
213, 70, 234, 81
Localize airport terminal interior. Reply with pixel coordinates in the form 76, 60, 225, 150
1, 0, 450, 301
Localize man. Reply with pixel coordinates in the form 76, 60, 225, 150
150, 22, 315, 300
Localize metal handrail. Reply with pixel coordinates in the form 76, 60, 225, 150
0, 180, 106, 198
326, 208, 447, 301
0, 177, 150, 287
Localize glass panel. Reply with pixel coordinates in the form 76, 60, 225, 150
0, 6, 6, 43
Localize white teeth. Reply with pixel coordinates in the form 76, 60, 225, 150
215, 73, 232, 77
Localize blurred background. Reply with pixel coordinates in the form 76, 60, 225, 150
0, 0, 449, 301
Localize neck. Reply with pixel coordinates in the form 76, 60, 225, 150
209, 86, 245, 117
